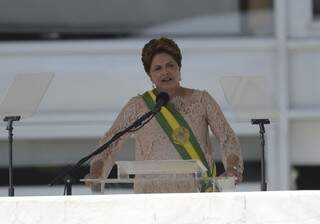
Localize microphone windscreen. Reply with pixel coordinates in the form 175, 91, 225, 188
156, 92, 170, 106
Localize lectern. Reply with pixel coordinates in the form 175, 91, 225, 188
83, 160, 235, 193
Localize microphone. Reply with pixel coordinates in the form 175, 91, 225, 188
153, 92, 170, 113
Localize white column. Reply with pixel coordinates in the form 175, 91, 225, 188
274, 0, 290, 190
266, 124, 278, 190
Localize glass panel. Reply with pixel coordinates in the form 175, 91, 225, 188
0, 0, 274, 40
241, 0, 274, 36
86, 176, 236, 194
313, 0, 320, 19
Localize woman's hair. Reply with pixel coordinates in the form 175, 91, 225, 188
141, 37, 182, 75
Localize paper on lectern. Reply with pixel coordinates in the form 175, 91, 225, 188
0, 73, 54, 119
220, 75, 278, 122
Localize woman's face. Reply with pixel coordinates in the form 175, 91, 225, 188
149, 53, 181, 92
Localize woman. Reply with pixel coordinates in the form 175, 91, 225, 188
86, 37, 243, 193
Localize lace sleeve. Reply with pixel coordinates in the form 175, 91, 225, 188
89, 96, 145, 178
203, 91, 243, 174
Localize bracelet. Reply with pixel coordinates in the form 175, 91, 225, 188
230, 165, 242, 174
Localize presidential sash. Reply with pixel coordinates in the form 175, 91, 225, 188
142, 89, 216, 178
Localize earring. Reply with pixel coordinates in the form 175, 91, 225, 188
152, 83, 156, 89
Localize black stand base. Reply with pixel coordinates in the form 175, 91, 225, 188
64, 176, 74, 196
8, 188, 14, 197
251, 118, 270, 191
3, 116, 21, 197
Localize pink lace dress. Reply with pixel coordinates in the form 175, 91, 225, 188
89, 89, 243, 193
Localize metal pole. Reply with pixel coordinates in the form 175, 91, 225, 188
7, 121, 14, 196
259, 123, 267, 191
4, 116, 21, 197
252, 119, 270, 191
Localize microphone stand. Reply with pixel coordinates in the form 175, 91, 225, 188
49, 110, 156, 195
3, 116, 21, 197
251, 118, 270, 191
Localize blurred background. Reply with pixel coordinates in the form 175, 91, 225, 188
1, 0, 320, 196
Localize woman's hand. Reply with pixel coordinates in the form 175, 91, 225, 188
220, 154, 243, 184
219, 167, 243, 184
84, 173, 100, 187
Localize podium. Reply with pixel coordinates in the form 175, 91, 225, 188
83, 160, 235, 193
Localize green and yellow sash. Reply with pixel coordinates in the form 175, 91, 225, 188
142, 89, 216, 179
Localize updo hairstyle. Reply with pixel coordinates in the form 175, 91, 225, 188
141, 37, 182, 75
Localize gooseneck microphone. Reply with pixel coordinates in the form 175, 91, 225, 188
153, 92, 170, 113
